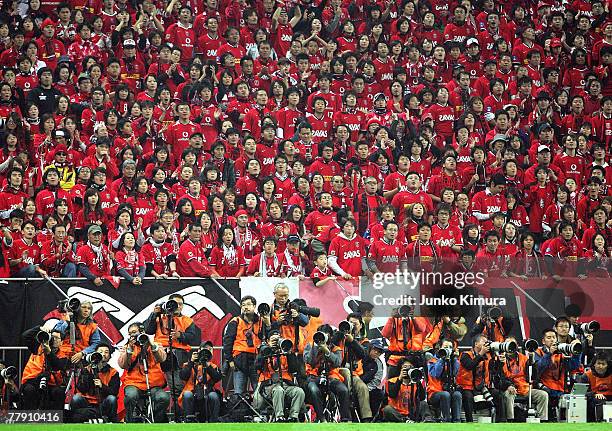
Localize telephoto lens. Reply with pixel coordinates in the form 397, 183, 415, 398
258, 303, 271, 315
557, 340, 582, 356
85, 351, 103, 365
338, 320, 353, 334
36, 331, 51, 345
489, 340, 518, 354
313, 331, 328, 345
279, 338, 293, 353
398, 305, 412, 318
137, 333, 150, 346
580, 321, 600, 334
524, 339, 539, 353
408, 368, 424, 383
436, 347, 453, 359
163, 299, 179, 313
0, 366, 17, 380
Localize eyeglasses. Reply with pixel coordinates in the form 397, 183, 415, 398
333, 180, 344, 183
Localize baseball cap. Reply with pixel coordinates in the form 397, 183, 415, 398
123, 39, 136, 47
54, 144, 68, 155
52, 129, 66, 139
42, 18, 55, 28
422, 112, 434, 121
490, 134, 508, 144
538, 123, 553, 134
550, 38, 562, 48
537, 144, 551, 153
369, 339, 386, 352
466, 37, 479, 47
287, 234, 301, 244
88, 225, 103, 235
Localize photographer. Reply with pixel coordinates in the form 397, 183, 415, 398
468, 307, 512, 343
118, 322, 169, 423
337, 313, 372, 421
535, 328, 582, 418
499, 336, 548, 422
555, 316, 595, 365
223, 296, 270, 394
383, 356, 433, 422
53, 300, 101, 364
70, 344, 120, 423
427, 339, 462, 423
270, 283, 309, 354
0, 361, 19, 409
304, 324, 351, 422
144, 294, 199, 394
20, 324, 69, 410
578, 351, 612, 422
253, 331, 305, 422
381, 306, 430, 378
423, 315, 467, 351
457, 334, 505, 423
179, 341, 222, 423
360, 340, 386, 418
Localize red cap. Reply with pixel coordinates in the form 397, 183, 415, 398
366, 117, 383, 129
235, 209, 248, 218
422, 112, 434, 121
550, 38, 562, 48
54, 144, 68, 155
42, 18, 55, 28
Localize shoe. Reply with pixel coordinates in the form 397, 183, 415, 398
405, 419, 415, 423
286, 417, 298, 423
274, 417, 286, 423
423, 416, 436, 423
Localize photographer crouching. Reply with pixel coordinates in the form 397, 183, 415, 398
179, 341, 222, 422
0, 361, 19, 410
427, 339, 462, 422
118, 323, 169, 423
69, 344, 120, 423
383, 355, 433, 422
253, 331, 305, 422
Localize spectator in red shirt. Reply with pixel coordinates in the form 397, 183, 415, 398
76, 224, 112, 286
177, 224, 213, 277
8, 220, 48, 278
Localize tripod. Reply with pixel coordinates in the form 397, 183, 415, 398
164, 313, 180, 422
140, 348, 155, 424
226, 367, 266, 422
525, 356, 540, 423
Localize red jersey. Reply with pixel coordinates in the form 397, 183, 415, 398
76, 242, 112, 278
141, 240, 177, 276
305, 112, 333, 144
328, 233, 366, 277
209, 244, 245, 277
431, 223, 463, 259
471, 189, 508, 231
544, 236, 583, 277
8, 238, 42, 275
368, 239, 406, 273
177, 238, 212, 277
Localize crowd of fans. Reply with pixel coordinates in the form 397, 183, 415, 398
0, 0, 610, 282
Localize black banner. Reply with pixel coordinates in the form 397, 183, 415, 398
0, 278, 241, 348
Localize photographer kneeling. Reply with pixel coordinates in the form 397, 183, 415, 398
383, 355, 433, 422
427, 339, 462, 422
70, 344, 120, 423
179, 341, 222, 422
253, 331, 305, 422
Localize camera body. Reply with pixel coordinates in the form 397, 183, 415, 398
160, 299, 179, 314
288, 301, 321, 318
436, 347, 453, 359
402, 367, 423, 384
136, 333, 150, 346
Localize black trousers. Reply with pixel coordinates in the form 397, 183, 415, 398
21, 379, 65, 410
461, 388, 505, 422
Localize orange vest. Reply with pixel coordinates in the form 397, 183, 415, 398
122, 346, 166, 391
480, 318, 506, 343
154, 315, 193, 351
305, 345, 344, 382
271, 308, 306, 354
502, 353, 531, 396
58, 321, 98, 358
303, 316, 323, 346
21, 347, 64, 386
230, 316, 263, 357
456, 350, 490, 391
536, 348, 566, 392
178, 363, 220, 407
387, 376, 418, 416
78, 367, 119, 405
585, 369, 612, 396
382, 317, 428, 365
258, 354, 293, 383
337, 338, 368, 376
